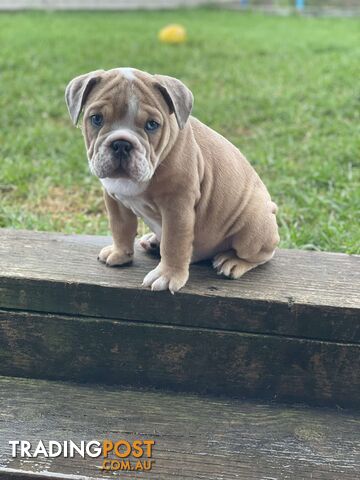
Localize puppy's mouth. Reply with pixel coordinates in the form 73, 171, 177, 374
92, 155, 131, 179
90, 151, 153, 183
105, 163, 129, 179
107, 169, 123, 179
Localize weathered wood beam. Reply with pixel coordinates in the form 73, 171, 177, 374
0, 229, 359, 407
0, 308, 359, 407
0, 229, 359, 342
0, 376, 359, 479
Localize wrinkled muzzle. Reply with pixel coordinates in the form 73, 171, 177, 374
89, 130, 153, 182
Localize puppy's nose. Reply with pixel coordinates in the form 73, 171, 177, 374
111, 140, 133, 157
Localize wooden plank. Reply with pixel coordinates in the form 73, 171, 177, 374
0, 376, 359, 479
0, 229, 359, 343
0, 309, 359, 407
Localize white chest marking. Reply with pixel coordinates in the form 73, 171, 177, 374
100, 178, 162, 239
100, 177, 146, 197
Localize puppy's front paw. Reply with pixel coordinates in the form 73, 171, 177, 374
142, 263, 189, 294
98, 245, 133, 267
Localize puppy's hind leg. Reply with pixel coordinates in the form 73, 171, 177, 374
138, 232, 160, 255
213, 250, 261, 279
214, 208, 279, 279
213, 235, 277, 279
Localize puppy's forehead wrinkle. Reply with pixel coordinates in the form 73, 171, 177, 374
97, 77, 121, 96
92, 75, 163, 122
88, 100, 108, 110
91, 76, 129, 105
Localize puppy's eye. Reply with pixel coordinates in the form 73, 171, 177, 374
145, 120, 160, 132
90, 114, 103, 128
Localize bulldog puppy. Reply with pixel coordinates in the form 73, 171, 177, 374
65, 68, 279, 293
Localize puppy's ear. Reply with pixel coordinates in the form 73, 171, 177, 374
154, 75, 193, 130
65, 70, 104, 125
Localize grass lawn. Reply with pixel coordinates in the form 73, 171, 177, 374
0, 9, 359, 253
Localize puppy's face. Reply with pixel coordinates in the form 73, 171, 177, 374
65, 68, 193, 183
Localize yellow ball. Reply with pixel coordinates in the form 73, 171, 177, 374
158, 24, 187, 44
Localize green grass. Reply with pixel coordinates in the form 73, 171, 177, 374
0, 9, 359, 253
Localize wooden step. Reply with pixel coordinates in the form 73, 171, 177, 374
0, 228, 359, 407
0, 376, 359, 479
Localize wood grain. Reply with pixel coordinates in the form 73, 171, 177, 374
0, 309, 359, 407
0, 376, 359, 480
0, 229, 359, 343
